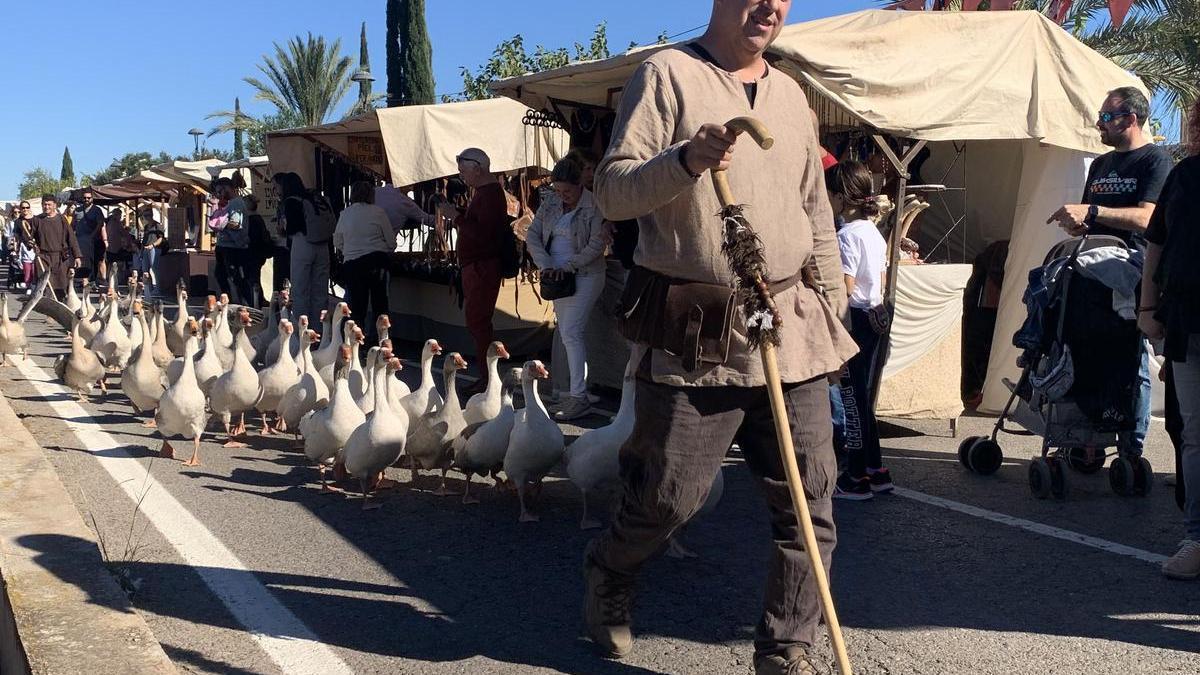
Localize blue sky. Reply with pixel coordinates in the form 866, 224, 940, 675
2, 1, 1172, 197
0, 0, 876, 197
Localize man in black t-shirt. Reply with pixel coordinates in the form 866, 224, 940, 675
1047, 86, 1173, 459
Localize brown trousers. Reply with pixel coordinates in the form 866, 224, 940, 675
588, 372, 837, 656
461, 257, 502, 382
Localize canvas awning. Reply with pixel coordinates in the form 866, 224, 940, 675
493, 9, 1145, 154
266, 97, 567, 189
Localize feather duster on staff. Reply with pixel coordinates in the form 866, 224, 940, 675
719, 203, 782, 349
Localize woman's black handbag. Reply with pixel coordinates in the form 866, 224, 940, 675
540, 270, 576, 300
539, 230, 576, 300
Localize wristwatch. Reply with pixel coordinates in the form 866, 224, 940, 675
1085, 204, 1099, 228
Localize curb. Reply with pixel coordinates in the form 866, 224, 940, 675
0, 387, 176, 674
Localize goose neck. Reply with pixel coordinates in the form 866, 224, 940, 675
371, 361, 389, 412
523, 377, 548, 417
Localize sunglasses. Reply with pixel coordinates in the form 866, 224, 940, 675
19, 205, 30, 210
1097, 111, 1133, 124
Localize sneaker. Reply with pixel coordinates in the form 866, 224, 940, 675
832, 473, 873, 501
754, 646, 831, 675
583, 556, 634, 659
1162, 540, 1200, 580
555, 395, 592, 421
868, 468, 895, 493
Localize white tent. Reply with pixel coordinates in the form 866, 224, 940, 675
494, 9, 1147, 417
265, 97, 566, 189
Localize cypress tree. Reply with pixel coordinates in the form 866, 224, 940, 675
60, 146, 75, 184
399, 0, 435, 106
358, 22, 372, 106
386, 0, 402, 106
233, 98, 245, 159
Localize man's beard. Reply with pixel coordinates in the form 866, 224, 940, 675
1099, 129, 1117, 147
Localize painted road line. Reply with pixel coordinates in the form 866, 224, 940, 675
894, 486, 1169, 565
14, 357, 353, 675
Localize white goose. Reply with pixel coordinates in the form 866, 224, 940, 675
91, 288, 132, 370
302, 345, 368, 492
348, 331, 368, 401
63, 268, 82, 313
149, 302, 174, 371
503, 360, 565, 523
256, 319, 301, 434
343, 354, 410, 510
193, 318, 224, 398
463, 341, 510, 425
126, 290, 146, 357
317, 306, 351, 391
54, 310, 108, 400
156, 321, 207, 466
453, 367, 520, 505
233, 307, 256, 361
277, 327, 329, 438
0, 292, 35, 364
400, 339, 444, 423
311, 302, 348, 375
354, 344, 382, 415
121, 301, 165, 427
77, 287, 103, 347
565, 344, 645, 529
165, 281, 190, 357
209, 311, 263, 447
406, 352, 468, 495
254, 292, 285, 365
209, 296, 236, 371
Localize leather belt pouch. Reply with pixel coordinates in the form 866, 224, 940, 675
617, 266, 735, 372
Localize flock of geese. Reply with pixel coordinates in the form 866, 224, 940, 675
0, 269, 722, 538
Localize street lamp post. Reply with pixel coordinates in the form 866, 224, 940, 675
188, 128, 205, 157
351, 69, 375, 113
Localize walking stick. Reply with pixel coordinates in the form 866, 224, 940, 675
711, 117, 852, 675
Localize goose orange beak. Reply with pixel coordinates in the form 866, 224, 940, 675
496, 343, 511, 360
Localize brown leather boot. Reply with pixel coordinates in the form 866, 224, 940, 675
754, 646, 831, 675
582, 557, 634, 659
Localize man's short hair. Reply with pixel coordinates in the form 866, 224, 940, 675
1108, 86, 1150, 125
41, 193, 57, 203
212, 177, 234, 189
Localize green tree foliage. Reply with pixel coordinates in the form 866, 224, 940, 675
457, 22, 610, 101
81, 151, 174, 187
60, 147, 75, 184
19, 168, 68, 200
387, 0, 436, 106
348, 21, 386, 117
208, 33, 354, 154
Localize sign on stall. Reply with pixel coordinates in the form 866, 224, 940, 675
347, 135, 386, 175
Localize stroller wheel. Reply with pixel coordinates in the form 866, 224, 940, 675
1109, 457, 1135, 496
958, 436, 983, 469
967, 438, 1003, 476
1133, 457, 1154, 497
1065, 447, 1106, 474
1029, 458, 1053, 499
1048, 457, 1069, 500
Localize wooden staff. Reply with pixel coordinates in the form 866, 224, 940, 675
711, 116, 852, 675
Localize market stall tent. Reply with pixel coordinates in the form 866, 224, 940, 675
494, 9, 1147, 417
266, 97, 566, 189
265, 98, 569, 361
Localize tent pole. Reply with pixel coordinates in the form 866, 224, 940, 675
869, 135, 926, 405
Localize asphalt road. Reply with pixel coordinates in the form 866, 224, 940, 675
3, 307, 1199, 675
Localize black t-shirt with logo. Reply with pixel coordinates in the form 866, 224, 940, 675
1081, 143, 1173, 252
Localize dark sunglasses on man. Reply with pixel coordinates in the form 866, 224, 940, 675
1097, 110, 1133, 124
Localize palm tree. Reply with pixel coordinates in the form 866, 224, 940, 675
207, 32, 354, 149
902, 1, 1199, 113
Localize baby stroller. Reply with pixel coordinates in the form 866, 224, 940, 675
958, 234, 1151, 499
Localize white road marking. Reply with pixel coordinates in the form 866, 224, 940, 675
14, 357, 353, 675
893, 487, 1169, 565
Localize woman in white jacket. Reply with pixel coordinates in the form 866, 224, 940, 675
526, 157, 611, 421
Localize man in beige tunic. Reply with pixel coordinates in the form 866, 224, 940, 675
584, 1, 857, 673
